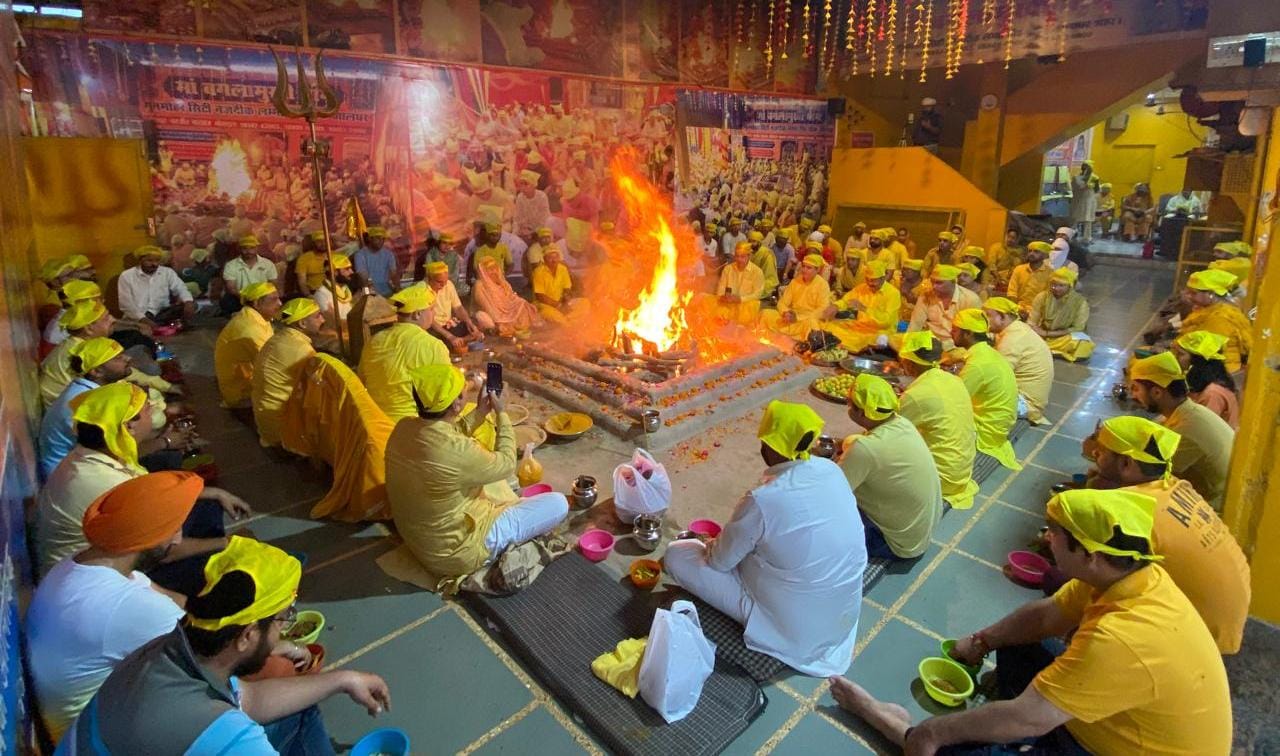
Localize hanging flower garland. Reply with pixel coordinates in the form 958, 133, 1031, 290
766, 0, 777, 74
782, 0, 792, 58
919, 0, 932, 81
1002, 0, 1016, 69
885, 0, 897, 76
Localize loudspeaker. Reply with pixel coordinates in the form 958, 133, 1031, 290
827, 97, 846, 116
549, 77, 563, 102
1243, 37, 1266, 68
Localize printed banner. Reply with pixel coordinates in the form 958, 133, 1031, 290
200, 0, 305, 45
306, 0, 398, 54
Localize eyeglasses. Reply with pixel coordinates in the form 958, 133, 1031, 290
272, 605, 298, 627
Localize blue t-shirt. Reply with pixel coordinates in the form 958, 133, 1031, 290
39, 377, 98, 480
354, 246, 397, 296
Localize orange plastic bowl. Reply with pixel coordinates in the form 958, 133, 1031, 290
629, 559, 662, 589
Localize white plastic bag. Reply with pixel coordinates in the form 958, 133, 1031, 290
637, 600, 716, 723
612, 448, 672, 523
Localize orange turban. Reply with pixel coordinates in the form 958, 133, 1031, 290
82, 471, 203, 553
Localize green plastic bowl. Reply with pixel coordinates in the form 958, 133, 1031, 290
283, 610, 325, 645
939, 639, 982, 678
919, 656, 975, 707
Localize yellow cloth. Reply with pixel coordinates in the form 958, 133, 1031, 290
1208, 257, 1251, 287
1047, 489, 1160, 560
952, 308, 987, 333
1037, 566, 1232, 756
68, 337, 123, 374
828, 282, 901, 352
591, 638, 648, 698
295, 251, 326, 291
474, 243, 513, 273
1131, 352, 1184, 387
851, 373, 899, 420
407, 364, 465, 413
532, 263, 584, 323
1175, 330, 1227, 361
908, 286, 982, 351
280, 297, 320, 325
1186, 269, 1238, 297
69, 383, 147, 473
39, 335, 84, 407
1123, 479, 1250, 654
1050, 267, 1078, 286
984, 242, 1022, 286
214, 306, 275, 407
931, 264, 961, 282
898, 368, 979, 509
749, 247, 779, 297
758, 400, 823, 460
995, 320, 1054, 424
59, 280, 101, 305
1029, 290, 1094, 361
958, 342, 1021, 470
240, 280, 276, 304
358, 323, 451, 423
884, 240, 909, 268
760, 275, 833, 340
1179, 302, 1252, 374
389, 283, 435, 313
60, 300, 107, 331
252, 326, 316, 447
385, 408, 518, 586
716, 262, 765, 301
1097, 415, 1179, 481
898, 330, 941, 366
839, 414, 942, 558
1006, 263, 1054, 312
280, 354, 393, 522
1163, 400, 1234, 511
188, 537, 301, 631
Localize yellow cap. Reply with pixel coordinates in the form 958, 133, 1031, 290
390, 283, 436, 313
734, 241, 753, 256
1174, 330, 1227, 361
60, 280, 102, 304
851, 374, 899, 421
952, 308, 989, 333
186, 536, 302, 631
1130, 351, 1185, 387
1027, 241, 1053, 254
818, 224, 832, 234
898, 330, 940, 366
931, 264, 960, 282
240, 281, 277, 304
1051, 267, 1078, 286
70, 382, 147, 471
757, 400, 824, 460
983, 296, 1019, 316
937, 231, 958, 243
519, 169, 540, 185
1186, 269, 1238, 297
802, 253, 825, 268
748, 231, 764, 242
805, 240, 824, 252
425, 261, 450, 277
281, 297, 320, 325
956, 262, 981, 279
238, 235, 261, 249
328, 253, 352, 269
134, 245, 166, 260
961, 245, 985, 260
70, 337, 124, 374
864, 260, 888, 280
1046, 489, 1162, 561
60, 300, 108, 331
1097, 415, 1181, 483
901, 259, 924, 272
66, 253, 93, 271
408, 364, 465, 413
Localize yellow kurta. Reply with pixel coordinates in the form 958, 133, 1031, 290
957, 341, 1021, 470
760, 275, 832, 340
715, 261, 765, 324
749, 248, 780, 298
358, 322, 451, 423
252, 326, 316, 447
1007, 263, 1054, 312
920, 246, 950, 281
827, 282, 902, 352
899, 368, 980, 509
39, 335, 84, 408
385, 409, 518, 587
885, 241, 909, 268
1029, 290, 1095, 361
532, 263, 588, 324
995, 320, 1055, 424
295, 251, 326, 291
214, 307, 274, 407
908, 287, 983, 351
985, 243, 1022, 287
1179, 302, 1252, 374
832, 264, 865, 297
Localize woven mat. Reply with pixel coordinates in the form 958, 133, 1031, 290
468, 553, 766, 756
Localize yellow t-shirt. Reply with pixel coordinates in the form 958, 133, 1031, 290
295, 251, 326, 291
995, 320, 1054, 424
898, 368, 979, 509
1007, 263, 1054, 311
839, 414, 942, 557
1037, 566, 1232, 755
532, 263, 573, 304
957, 341, 1020, 470
1162, 400, 1234, 511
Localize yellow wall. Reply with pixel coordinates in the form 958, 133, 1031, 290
1087, 103, 1205, 203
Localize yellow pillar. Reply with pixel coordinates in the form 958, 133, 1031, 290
960, 64, 1006, 198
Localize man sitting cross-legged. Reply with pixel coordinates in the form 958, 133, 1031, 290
896, 332, 980, 510
952, 309, 1021, 471
664, 401, 866, 676
985, 296, 1054, 425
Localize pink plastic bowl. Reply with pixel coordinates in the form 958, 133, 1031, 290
152, 324, 180, 337
689, 519, 722, 538
1007, 550, 1052, 586
579, 529, 616, 562
520, 483, 553, 497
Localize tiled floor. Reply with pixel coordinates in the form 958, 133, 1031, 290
168, 262, 1265, 753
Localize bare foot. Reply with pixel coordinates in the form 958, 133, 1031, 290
829, 676, 912, 745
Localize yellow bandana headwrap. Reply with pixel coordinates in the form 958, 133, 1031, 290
983, 296, 1019, 316
1046, 489, 1162, 561
408, 364, 466, 413
1096, 415, 1181, 483
952, 308, 989, 334
748, 231, 764, 242
931, 264, 960, 282
1186, 269, 1238, 297
389, 283, 436, 314
70, 382, 147, 471
1027, 241, 1053, 254
187, 537, 302, 631
956, 262, 981, 279
328, 253, 353, 270
757, 400, 824, 460
802, 253, 825, 268
1130, 351, 1185, 387
134, 245, 165, 260
1174, 330, 1227, 361
238, 235, 261, 249
937, 231, 957, 243
1212, 240, 1252, 258
901, 259, 924, 272
70, 337, 124, 374
1051, 267, 1078, 287
425, 261, 450, 277
864, 260, 888, 280
60, 280, 102, 304
308, 230, 327, 244
961, 245, 985, 260
735, 241, 753, 256
851, 374, 899, 421
240, 281, 277, 304
898, 330, 940, 366
281, 298, 320, 325
60, 300, 108, 331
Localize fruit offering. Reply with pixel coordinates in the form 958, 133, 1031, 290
813, 373, 857, 401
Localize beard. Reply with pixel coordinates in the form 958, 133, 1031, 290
134, 543, 174, 574
231, 630, 275, 678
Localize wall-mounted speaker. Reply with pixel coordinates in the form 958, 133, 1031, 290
827, 97, 846, 116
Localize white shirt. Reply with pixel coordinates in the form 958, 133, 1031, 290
222, 256, 278, 292
43, 311, 70, 345
116, 266, 193, 321
706, 457, 866, 676
27, 558, 183, 738
312, 285, 352, 323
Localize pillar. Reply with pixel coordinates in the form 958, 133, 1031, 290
960, 63, 1007, 198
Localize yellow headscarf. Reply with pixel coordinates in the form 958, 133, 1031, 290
390, 283, 435, 314
983, 296, 1019, 316
898, 331, 940, 366
1027, 241, 1053, 254
757, 400, 824, 460
937, 231, 958, 243
1046, 489, 1162, 561
956, 262, 981, 279
1174, 330, 1227, 361
931, 264, 961, 282
70, 337, 124, 373
1051, 267, 1078, 286
60, 280, 102, 304
60, 300, 108, 331
1130, 352, 1185, 387
281, 298, 320, 325
748, 231, 764, 242
734, 241, 753, 256
238, 235, 261, 249
425, 261, 450, 277
864, 260, 888, 280
70, 382, 147, 471
802, 253, 825, 268
186, 537, 302, 631
851, 374, 899, 420
133, 245, 165, 260
952, 308, 989, 333
818, 224, 832, 234
1186, 269, 1238, 297
40, 258, 69, 282
961, 245, 985, 260
900, 259, 924, 272
1096, 415, 1181, 483
240, 281, 277, 304
408, 364, 466, 413
328, 253, 353, 269
1212, 240, 1252, 258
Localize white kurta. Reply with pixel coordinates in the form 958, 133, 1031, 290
666, 457, 866, 676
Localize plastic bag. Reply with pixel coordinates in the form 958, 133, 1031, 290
613, 448, 672, 523
637, 600, 716, 723
517, 443, 543, 488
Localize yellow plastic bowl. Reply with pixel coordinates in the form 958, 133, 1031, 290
918, 656, 974, 707
545, 412, 594, 438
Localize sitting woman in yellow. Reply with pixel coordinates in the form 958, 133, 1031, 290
358, 284, 451, 423
1029, 267, 1095, 362
715, 242, 766, 325
532, 247, 589, 324
1179, 269, 1251, 374
760, 254, 833, 340
214, 282, 280, 408
826, 260, 901, 353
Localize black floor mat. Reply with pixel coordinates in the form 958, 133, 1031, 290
468, 553, 766, 756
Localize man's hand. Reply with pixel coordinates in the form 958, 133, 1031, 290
948, 634, 987, 666
273, 641, 313, 671
204, 486, 252, 520
342, 671, 391, 717
449, 335, 467, 351
781, 311, 796, 324
182, 301, 196, 321
903, 724, 941, 756
821, 305, 838, 320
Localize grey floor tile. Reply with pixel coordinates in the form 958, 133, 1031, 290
978, 465, 1014, 497
473, 707, 589, 755
899, 553, 1033, 640
231, 501, 391, 568
721, 688, 802, 755
1028, 433, 1089, 475
932, 503, 980, 544
997, 465, 1067, 514
1049, 381, 1086, 408
866, 542, 941, 606
819, 618, 944, 724
1012, 428, 1047, 458
771, 711, 876, 755
958, 504, 1045, 565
